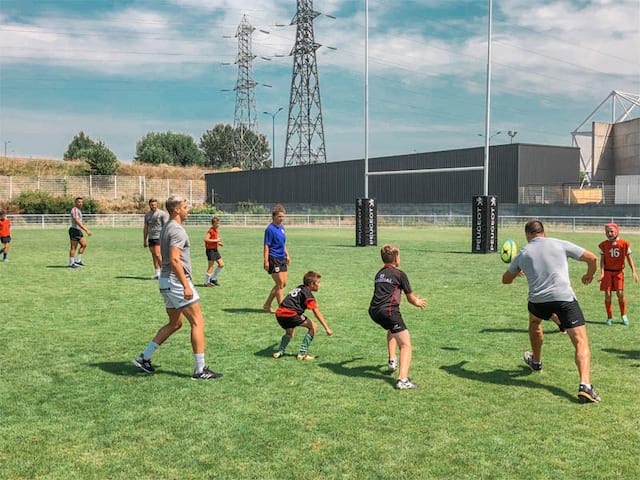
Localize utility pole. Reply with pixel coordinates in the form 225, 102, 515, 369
283, 0, 327, 166
263, 107, 283, 167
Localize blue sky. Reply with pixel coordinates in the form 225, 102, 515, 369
0, 0, 638, 164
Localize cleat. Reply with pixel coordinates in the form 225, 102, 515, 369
396, 378, 419, 390
621, 315, 629, 326
69, 263, 81, 269
272, 351, 283, 359
523, 351, 542, 372
74, 261, 85, 267
203, 282, 213, 287
210, 279, 220, 286
191, 366, 223, 380
296, 353, 315, 361
577, 384, 601, 403
605, 318, 613, 326
388, 359, 398, 371
133, 354, 155, 374
153, 275, 159, 280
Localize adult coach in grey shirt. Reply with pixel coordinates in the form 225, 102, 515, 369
134, 195, 222, 380
502, 220, 600, 403
143, 198, 169, 279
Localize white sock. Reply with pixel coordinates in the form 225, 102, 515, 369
142, 341, 159, 360
194, 353, 205, 373
155, 268, 161, 277
212, 267, 222, 280
205, 274, 211, 284
581, 383, 591, 389
69, 257, 75, 266
76, 253, 82, 263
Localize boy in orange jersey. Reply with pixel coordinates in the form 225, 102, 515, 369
0, 210, 11, 262
203, 216, 224, 286
599, 222, 638, 326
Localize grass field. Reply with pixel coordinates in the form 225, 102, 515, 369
1, 225, 638, 479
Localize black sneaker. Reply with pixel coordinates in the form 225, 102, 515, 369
192, 366, 223, 380
578, 384, 601, 403
133, 354, 155, 374
74, 261, 85, 267
210, 279, 220, 286
523, 351, 542, 371
69, 263, 81, 269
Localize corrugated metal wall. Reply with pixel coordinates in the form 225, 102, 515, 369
205, 144, 579, 205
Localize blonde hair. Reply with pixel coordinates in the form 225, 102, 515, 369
165, 195, 185, 214
380, 244, 399, 264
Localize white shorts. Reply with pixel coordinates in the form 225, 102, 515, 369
159, 276, 200, 309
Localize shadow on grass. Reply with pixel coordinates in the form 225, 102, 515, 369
319, 357, 396, 387
440, 360, 579, 403
479, 327, 564, 335
46, 265, 76, 269
88, 361, 191, 379
255, 344, 279, 358
602, 348, 640, 366
115, 275, 156, 281
224, 308, 271, 314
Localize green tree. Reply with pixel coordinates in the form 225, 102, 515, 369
64, 131, 96, 160
135, 131, 204, 166
200, 124, 271, 170
85, 141, 119, 175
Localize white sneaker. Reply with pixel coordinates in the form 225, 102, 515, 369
388, 359, 397, 371
396, 378, 419, 390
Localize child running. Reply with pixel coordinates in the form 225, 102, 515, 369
203, 216, 224, 286
599, 222, 638, 325
273, 271, 333, 360
369, 244, 426, 390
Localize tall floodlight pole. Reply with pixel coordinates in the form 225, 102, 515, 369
364, 0, 369, 198
4, 140, 11, 157
482, 0, 493, 196
263, 107, 283, 167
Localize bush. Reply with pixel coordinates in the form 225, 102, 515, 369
136, 132, 204, 166
15, 191, 99, 214
85, 141, 119, 175
64, 131, 96, 161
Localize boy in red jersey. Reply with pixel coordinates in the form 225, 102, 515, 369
203, 216, 224, 286
369, 244, 426, 390
273, 271, 332, 361
599, 222, 638, 326
0, 210, 11, 262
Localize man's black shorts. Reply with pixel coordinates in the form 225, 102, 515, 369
148, 238, 160, 247
276, 314, 306, 330
268, 256, 287, 274
68, 227, 83, 241
0, 236, 10, 244
206, 248, 221, 261
368, 308, 407, 333
528, 300, 586, 330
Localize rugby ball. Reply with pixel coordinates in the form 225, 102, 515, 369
500, 239, 517, 263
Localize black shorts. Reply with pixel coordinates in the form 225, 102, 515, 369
268, 256, 287, 274
0, 236, 10, 244
206, 248, 221, 261
148, 238, 160, 247
276, 314, 306, 330
68, 227, 83, 241
368, 308, 407, 333
528, 300, 586, 330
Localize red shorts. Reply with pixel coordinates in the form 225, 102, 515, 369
600, 270, 624, 292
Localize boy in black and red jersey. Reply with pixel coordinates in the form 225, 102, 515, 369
273, 271, 333, 361
369, 244, 426, 390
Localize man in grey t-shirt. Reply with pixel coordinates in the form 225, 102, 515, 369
133, 195, 222, 381
502, 220, 601, 403
143, 198, 169, 279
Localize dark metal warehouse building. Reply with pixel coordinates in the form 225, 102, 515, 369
205, 143, 579, 206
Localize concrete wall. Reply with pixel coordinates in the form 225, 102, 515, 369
613, 118, 640, 175
592, 121, 615, 183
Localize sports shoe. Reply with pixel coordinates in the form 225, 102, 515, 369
210, 279, 220, 286
605, 318, 613, 326
69, 263, 81, 269
621, 315, 629, 326
388, 359, 398, 371
133, 354, 155, 374
577, 384, 601, 403
74, 261, 85, 267
2, 258, 7, 262
203, 282, 213, 287
523, 351, 542, 372
191, 366, 223, 380
272, 351, 283, 359
296, 353, 315, 361
396, 378, 419, 390
152, 275, 159, 280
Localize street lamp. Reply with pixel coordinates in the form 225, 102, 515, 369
263, 107, 284, 167
478, 131, 502, 143
507, 130, 518, 143
4, 140, 11, 157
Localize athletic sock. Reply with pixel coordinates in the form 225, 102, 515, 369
194, 353, 205, 373
619, 298, 627, 316
142, 341, 159, 360
155, 268, 161, 277
278, 334, 292, 353
299, 333, 314, 355
69, 257, 75, 266
205, 274, 211, 284
76, 253, 82, 263
2, 252, 6, 260
212, 266, 222, 280
605, 300, 613, 318
580, 383, 592, 389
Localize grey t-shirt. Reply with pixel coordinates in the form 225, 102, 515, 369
508, 236, 585, 303
160, 220, 192, 280
144, 209, 169, 240
70, 206, 82, 230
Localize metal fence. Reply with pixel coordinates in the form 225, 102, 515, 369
7, 213, 640, 232
0, 175, 207, 204
518, 184, 639, 205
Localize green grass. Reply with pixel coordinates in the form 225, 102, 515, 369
1, 226, 639, 479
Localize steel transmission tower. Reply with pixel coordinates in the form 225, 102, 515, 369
232, 15, 261, 168
284, 0, 327, 166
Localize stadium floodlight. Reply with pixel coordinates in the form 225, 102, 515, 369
4, 140, 11, 157
263, 107, 284, 168
507, 130, 518, 143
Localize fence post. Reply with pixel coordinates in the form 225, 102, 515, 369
189, 180, 193, 205
41, 215, 45, 229
89, 175, 93, 198
167, 179, 170, 197
114, 175, 118, 199
143, 176, 146, 201
9, 176, 12, 200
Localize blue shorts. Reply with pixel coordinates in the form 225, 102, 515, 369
0, 236, 10, 244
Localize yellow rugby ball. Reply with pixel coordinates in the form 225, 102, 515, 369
500, 239, 517, 263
